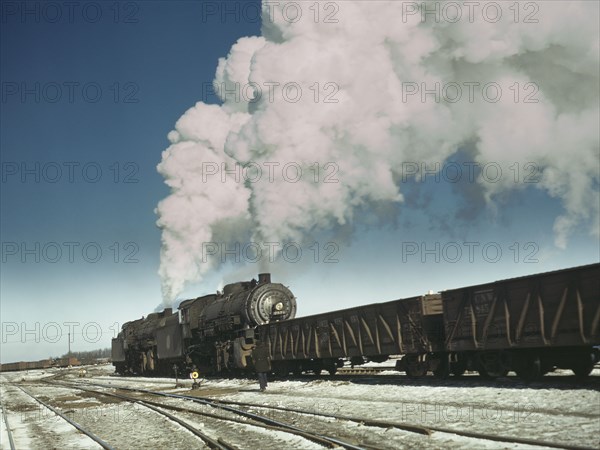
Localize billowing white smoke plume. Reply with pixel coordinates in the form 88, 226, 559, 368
157, 1, 599, 303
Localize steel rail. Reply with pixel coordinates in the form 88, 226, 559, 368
49, 380, 367, 450
1, 403, 17, 450
63, 379, 597, 450
14, 385, 114, 450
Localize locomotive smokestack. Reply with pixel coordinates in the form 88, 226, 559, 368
258, 273, 271, 284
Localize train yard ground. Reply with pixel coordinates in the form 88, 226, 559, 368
1, 363, 599, 449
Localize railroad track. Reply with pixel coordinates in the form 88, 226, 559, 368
294, 368, 600, 389
336, 367, 396, 375
18, 366, 599, 448
11, 382, 240, 450
16, 381, 238, 450
164, 394, 599, 450
41, 380, 367, 450
12, 384, 113, 450
55, 378, 597, 450
48, 362, 600, 388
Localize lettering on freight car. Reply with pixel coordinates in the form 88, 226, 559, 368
521, 322, 539, 343
472, 289, 494, 317
319, 331, 329, 346
460, 305, 472, 338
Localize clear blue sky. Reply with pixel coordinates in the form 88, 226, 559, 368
1, 1, 264, 362
1, 1, 598, 363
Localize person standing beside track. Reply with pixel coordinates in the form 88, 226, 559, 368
251, 345, 271, 391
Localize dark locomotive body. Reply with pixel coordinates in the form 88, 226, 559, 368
113, 263, 599, 381
178, 272, 296, 374
112, 308, 179, 375
111, 273, 297, 375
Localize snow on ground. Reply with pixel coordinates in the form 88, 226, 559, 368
0, 371, 208, 450
191, 376, 600, 448
1, 364, 599, 449
87, 364, 600, 448
0, 377, 101, 449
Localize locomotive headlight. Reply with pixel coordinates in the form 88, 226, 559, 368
249, 283, 297, 325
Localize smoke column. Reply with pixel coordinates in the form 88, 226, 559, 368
156, 1, 599, 303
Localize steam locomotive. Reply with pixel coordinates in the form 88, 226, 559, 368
113, 263, 600, 381
111, 273, 297, 375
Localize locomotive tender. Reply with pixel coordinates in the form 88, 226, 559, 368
113, 263, 600, 381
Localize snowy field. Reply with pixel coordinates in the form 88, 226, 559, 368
1, 363, 599, 449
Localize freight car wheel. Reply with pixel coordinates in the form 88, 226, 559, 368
450, 360, 467, 377
515, 353, 543, 382
478, 351, 510, 379
432, 355, 449, 379
451, 366, 466, 377
405, 355, 428, 378
447, 353, 467, 377
273, 363, 290, 378
478, 366, 509, 379
571, 361, 594, 378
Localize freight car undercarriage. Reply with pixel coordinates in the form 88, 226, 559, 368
264, 345, 598, 381
391, 346, 599, 380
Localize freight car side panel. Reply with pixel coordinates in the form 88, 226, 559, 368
444, 263, 600, 352
261, 296, 445, 362
0, 362, 27, 372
